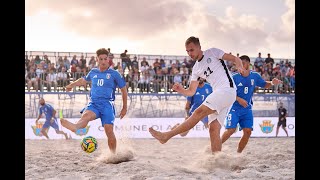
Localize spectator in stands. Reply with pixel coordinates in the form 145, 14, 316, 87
63, 56, 71, 71
265, 53, 274, 68
275, 102, 289, 137
138, 70, 153, 93
79, 55, 87, 72
132, 67, 140, 92
152, 68, 164, 93
88, 56, 96, 70
131, 56, 139, 70
70, 63, 77, 79
254, 52, 264, 68
26, 68, 39, 92
120, 49, 131, 71
153, 58, 161, 71
25, 55, 30, 67
70, 55, 79, 66
140, 61, 149, 73
46, 69, 58, 92
140, 57, 149, 67
160, 59, 166, 68
125, 69, 135, 93
43, 55, 51, 65
57, 67, 70, 91
34, 55, 42, 65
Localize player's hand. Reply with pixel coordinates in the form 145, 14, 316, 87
237, 97, 248, 108
172, 83, 183, 93
272, 78, 282, 85
237, 67, 246, 76
65, 85, 73, 92
119, 107, 127, 119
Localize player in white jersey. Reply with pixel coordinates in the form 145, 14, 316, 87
149, 36, 245, 153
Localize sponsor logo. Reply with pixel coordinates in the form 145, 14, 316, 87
251, 79, 254, 85
93, 75, 97, 78
75, 126, 90, 136
287, 124, 294, 130
259, 120, 274, 134
207, 58, 212, 63
106, 73, 111, 79
31, 122, 48, 137
238, 82, 243, 86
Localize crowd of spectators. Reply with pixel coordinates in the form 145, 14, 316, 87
25, 50, 295, 94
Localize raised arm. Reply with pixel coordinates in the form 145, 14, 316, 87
222, 53, 245, 75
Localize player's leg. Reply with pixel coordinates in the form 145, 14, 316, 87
275, 121, 281, 137
149, 104, 214, 144
41, 121, 50, 139
60, 104, 97, 132
282, 121, 289, 137
50, 117, 69, 139
237, 110, 253, 153
221, 109, 238, 143
101, 102, 117, 153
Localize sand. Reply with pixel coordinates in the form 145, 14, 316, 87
25, 137, 295, 180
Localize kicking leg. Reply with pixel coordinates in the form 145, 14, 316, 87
61, 110, 96, 132
149, 105, 213, 143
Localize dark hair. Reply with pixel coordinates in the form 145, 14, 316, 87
185, 36, 200, 46
96, 48, 109, 57
240, 55, 250, 62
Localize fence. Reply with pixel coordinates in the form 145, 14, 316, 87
25, 92, 295, 119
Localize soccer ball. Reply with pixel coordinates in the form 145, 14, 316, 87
81, 136, 98, 153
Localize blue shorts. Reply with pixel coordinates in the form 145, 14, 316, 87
225, 108, 253, 131
80, 101, 115, 126
42, 117, 59, 130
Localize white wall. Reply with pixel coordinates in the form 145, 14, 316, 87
25, 117, 295, 139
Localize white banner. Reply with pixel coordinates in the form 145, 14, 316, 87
25, 117, 295, 139
252, 101, 278, 110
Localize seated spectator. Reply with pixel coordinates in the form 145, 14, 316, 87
46, 69, 58, 92
57, 67, 70, 91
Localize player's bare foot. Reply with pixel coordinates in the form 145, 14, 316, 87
60, 118, 76, 132
148, 127, 169, 144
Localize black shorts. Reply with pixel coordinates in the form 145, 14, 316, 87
277, 119, 287, 127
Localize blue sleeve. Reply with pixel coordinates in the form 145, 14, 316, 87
187, 96, 192, 102
255, 73, 267, 88
84, 70, 93, 82
114, 71, 126, 88
39, 108, 42, 115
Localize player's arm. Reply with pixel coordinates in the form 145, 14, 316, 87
119, 86, 128, 119
236, 96, 248, 108
222, 53, 245, 75
35, 111, 42, 124
172, 80, 198, 96
264, 78, 283, 89
65, 77, 87, 91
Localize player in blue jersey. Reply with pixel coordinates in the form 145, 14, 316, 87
60, 48, 128, 154
221, 55, 282, 153
171, 78, 213, 136
35, 98, 69, 139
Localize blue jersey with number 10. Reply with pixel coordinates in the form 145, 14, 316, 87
231, 71, 266, 110
84, 68, 126, 103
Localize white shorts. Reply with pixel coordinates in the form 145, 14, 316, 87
202, 87, 236, 125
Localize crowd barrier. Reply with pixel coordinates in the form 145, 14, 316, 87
25, 117, 295, 139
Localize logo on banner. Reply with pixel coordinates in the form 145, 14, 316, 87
75, 126, 90, 136
31, 122, 48, 137
259, 120, 274, 134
